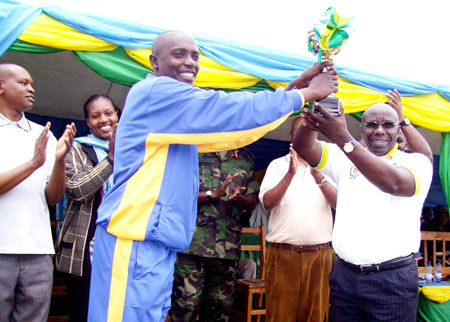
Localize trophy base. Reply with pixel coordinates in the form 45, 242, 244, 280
312, 96, 340, 116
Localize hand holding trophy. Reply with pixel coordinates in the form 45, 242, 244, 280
308, 7, 352, 116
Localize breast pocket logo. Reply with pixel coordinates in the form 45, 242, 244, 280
349, 166, 360, 179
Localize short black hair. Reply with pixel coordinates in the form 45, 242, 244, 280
83, 94, 120, 119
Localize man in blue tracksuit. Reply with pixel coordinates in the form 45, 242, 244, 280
88, 30, 338, 322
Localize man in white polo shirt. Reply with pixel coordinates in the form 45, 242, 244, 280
0, 63, 76, 322
259, 115, 337, 322
293, 101, 432, 321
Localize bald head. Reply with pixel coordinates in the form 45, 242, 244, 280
362, 103, 399, 124
0, 63, 35, 120
150, 31, 200, 86
360, 103, 400, 156
0, 63, 28, 81
152, 31, 195, 56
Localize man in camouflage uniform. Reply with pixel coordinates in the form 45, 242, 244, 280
170, 148, 259, 322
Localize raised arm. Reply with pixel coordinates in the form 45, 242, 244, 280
386, 89, 433, 162
65, 144, 114, 202
65, 125, 116, 201
310, 168, 337, 209
0, 123, 49, 195
288, 61, 334, 90
45, 123, 76, 205
262, 146, 298, 211
295, 102, 417, 197
292, 119, 323, 168
294, 64, 339, 103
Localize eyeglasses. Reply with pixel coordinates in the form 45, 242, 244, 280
363, 121, 397, 129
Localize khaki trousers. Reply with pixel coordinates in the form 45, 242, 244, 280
266, 243, 333, 322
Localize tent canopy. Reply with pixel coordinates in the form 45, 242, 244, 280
0, 0, 449, 205
1, 0, 449, 127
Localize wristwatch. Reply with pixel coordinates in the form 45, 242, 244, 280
317, 177, 327, 187
343, 139, 356, 154
206, 190, 213, 201
399, 117, 411, 127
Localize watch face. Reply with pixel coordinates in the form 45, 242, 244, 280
344, 141, 355, 153
206, 190, 212, 197
400, 118, 411, 126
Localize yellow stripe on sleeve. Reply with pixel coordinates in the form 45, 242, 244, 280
314, 141, 328, 169
148, 113, 291, 153
397, 165, 420, 196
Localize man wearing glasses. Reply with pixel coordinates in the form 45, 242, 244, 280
292, 101, 433, 321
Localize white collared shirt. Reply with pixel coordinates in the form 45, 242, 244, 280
317, 142, 433, 265
0, 113, 56, 254
259, 153, 333, 245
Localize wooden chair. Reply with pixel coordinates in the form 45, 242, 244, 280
47, 275, 70, 322
418, 231, 450, 277
47, 218, 70, 322
233, 226, 266, 322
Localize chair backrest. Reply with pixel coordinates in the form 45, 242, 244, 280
418, 231, 450, 276
240, 226, 266, 280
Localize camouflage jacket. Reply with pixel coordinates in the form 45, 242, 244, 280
183, 149, 259, 260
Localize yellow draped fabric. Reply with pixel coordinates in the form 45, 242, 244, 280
16, 13, 450, 132
267, 78, 450, 131
420, 285, 450, 303
18, 14, 117, 51
125, 48, 261, 89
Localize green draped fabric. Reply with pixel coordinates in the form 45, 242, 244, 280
73, 47, 151, 87
350, 112, 363, 121
439, 133, 450, 207
8, 39, 62, 53
417, 293, 450, 322
6, 39, 449, 208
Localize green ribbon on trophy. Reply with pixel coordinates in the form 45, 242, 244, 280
308, 7, 353, 63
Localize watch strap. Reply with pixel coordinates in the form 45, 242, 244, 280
343, 139, 357, 153
317, 177, 327, 187
399, 117, 410, 127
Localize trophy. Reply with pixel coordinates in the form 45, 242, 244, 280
307, 7, 352, 116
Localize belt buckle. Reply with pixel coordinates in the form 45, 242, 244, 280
359, 264, 379, 273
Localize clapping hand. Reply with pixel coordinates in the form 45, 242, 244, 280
229, 186, 246, 200
288, 144, 298, 176
108, 123, 118, 161
32, 122, 51, 168
55, 122, 76, 161
211, 174, 238, 199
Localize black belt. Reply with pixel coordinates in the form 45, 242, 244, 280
340, 254, 415, 273
269, 242, 331, 253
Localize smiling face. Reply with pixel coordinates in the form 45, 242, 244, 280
0, 64, 35, 120
361, 104, 400, 156
150, 31, 200, 86
85, 97, 119, 140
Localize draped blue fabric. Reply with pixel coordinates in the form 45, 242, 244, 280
42, 6, 165, 49
1, 0, 448, 100
0, 0, 41, 55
